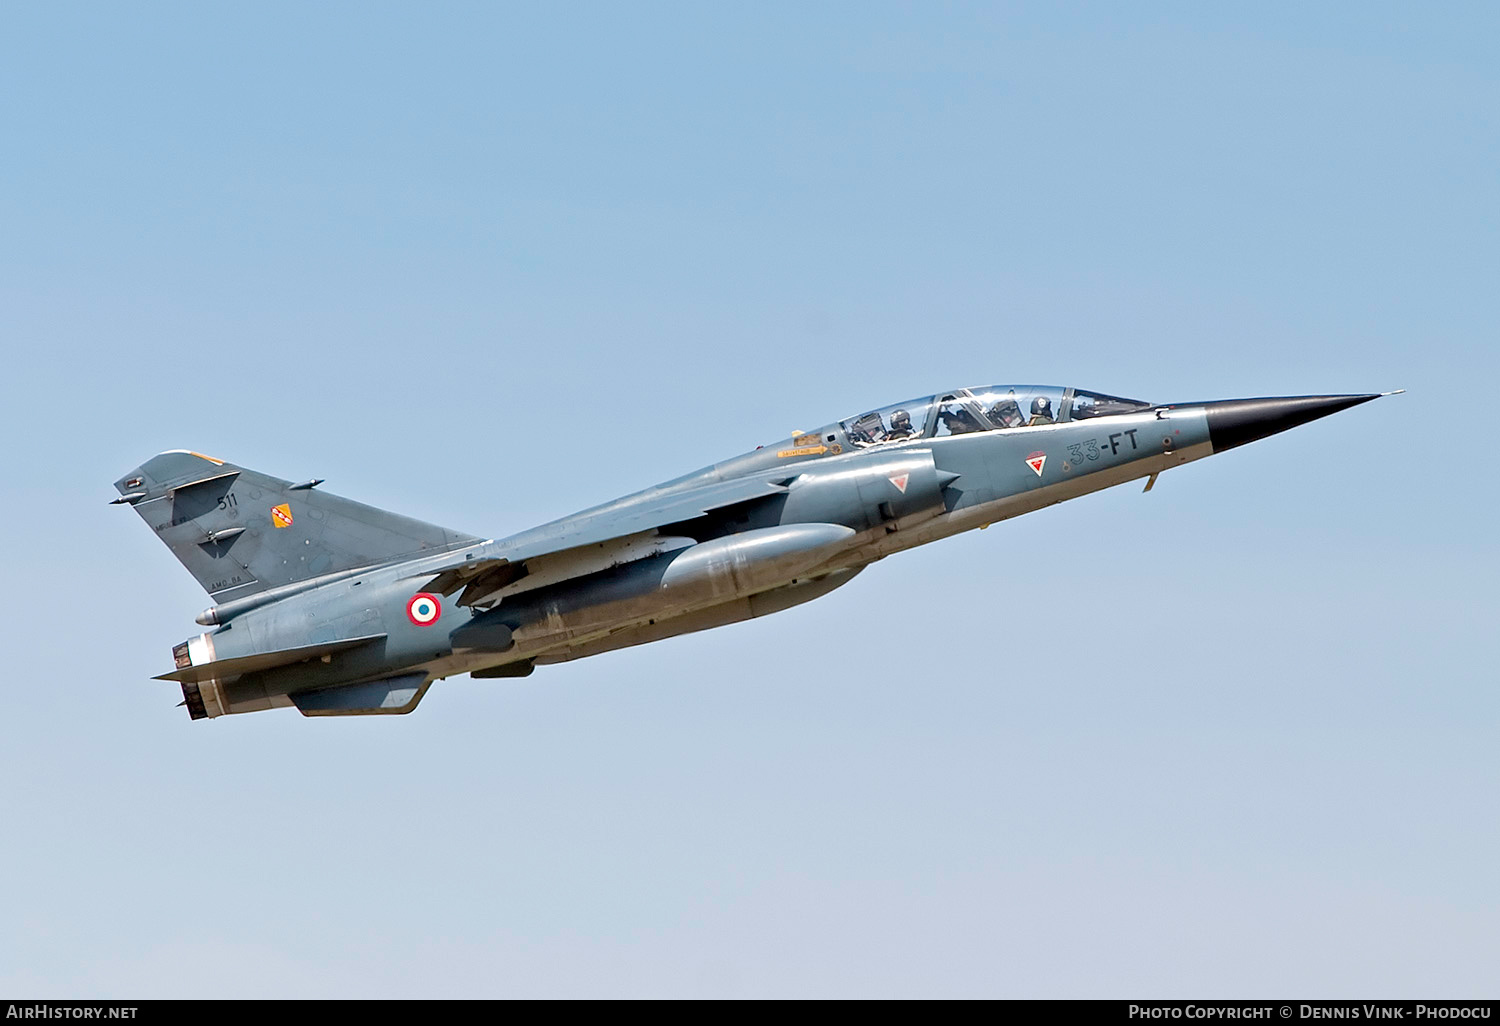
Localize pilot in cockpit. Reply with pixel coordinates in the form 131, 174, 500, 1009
1028, 396, 1055, 426
939, 406, 985, 434
888, 409, 916, 440
848, 411, 888, 445
988, 398, 1025, 429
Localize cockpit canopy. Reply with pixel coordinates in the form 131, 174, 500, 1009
840, 386, 1151, 447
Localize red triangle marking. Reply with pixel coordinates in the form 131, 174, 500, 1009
888, 473, 910, 493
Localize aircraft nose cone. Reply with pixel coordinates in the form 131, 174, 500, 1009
1204, 394, 1383, 452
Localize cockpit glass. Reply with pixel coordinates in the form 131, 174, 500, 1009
842, 396, 936, 447
837, 385, 1153, 449
1070, 389, 1152, 420
935, 386, 1067, 435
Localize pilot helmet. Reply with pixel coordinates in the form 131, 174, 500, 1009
1031, 396, 1052, 415
891, 409, 912, 430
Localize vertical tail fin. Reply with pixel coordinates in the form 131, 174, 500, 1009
112, 451, 480, 602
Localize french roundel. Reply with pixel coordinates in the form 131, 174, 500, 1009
406, 592, 441, 626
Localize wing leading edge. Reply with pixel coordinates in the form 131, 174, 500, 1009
419, 475, 791, 604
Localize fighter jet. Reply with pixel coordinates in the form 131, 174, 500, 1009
112, 386, 1396, 719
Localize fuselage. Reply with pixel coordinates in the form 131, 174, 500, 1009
125, 387, 1386, 719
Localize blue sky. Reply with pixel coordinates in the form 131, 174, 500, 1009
2, 2, 1496, 997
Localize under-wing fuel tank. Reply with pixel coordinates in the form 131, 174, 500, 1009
459, 521, 860, 655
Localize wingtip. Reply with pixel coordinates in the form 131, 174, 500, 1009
1381, 389, 1406, 397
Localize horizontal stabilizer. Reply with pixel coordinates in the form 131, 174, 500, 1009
154, 634, 387, 683
290, 673, 429, 716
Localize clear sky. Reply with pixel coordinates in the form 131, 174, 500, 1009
2, 2, 1496, 998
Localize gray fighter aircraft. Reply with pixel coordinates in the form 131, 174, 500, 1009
113, 386, 1396, 719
